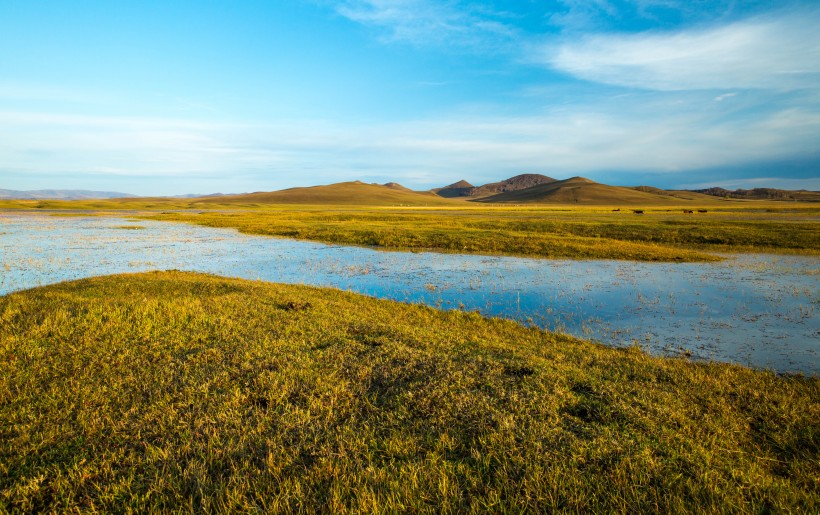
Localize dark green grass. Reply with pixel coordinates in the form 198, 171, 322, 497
1, 272, 817, 512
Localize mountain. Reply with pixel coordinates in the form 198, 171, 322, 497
477, 177, 720, 204
692, 187, 820, 201
0, 189, 136, 200
432, 180, 474, 198
382, 182, 413, 192
195, 181, 455, 206
468, 174, 556, 197
432, 174, 556, 198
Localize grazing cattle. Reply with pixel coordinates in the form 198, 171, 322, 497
683, 209, 694, 214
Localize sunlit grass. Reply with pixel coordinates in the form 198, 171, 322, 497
141, 204, 820, 262
1, 271, 817, 512
2, 197, 817, 262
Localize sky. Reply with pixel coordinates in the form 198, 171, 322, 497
1, 0, 819, 196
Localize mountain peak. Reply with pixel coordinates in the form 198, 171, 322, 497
565, 176, 596, 184
435, 174, 557, 198
383, 182, 412, 191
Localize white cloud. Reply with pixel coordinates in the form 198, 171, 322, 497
334, 0, 517, 48
714, 93, 736, 102
3, 86, 818, 192
544, 11, 820, 90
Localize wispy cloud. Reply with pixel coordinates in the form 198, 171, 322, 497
543, 10, 820, 90
714, 92, 736, 102
333, 0, 518, 49
3, 86, 818, 192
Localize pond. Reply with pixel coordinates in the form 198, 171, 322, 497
1, 213, 817, 374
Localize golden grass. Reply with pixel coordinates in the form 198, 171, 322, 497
1, 197, 818, 261
140, 203, 820, 262
1, 272, 817, 512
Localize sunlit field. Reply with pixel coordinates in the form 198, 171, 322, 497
2, 198, 818, 261
1, 271, 817, 512
141, 204, 820, 261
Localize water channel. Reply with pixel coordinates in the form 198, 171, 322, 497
1, 213, 817, 374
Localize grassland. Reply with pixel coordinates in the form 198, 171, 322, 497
1, 184, 818, 262
138, 204, 820, 262
1, 271, 817, 512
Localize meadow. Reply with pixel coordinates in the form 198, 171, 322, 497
2, 196, 818, 261
1, 271, 817, 512
140, 204, 820, 262
1, 197, 818, 512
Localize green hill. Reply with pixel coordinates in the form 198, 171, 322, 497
478, 177, 722, 205
632, 186, 725, 202
198, 181, 454, 206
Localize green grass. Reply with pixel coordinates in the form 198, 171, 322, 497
2, 271, 817, 512
141, 204, 820, 262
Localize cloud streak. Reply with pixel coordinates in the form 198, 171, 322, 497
333, 0, 517, 49
544, 11, 820, 90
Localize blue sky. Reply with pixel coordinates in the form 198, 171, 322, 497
1, 0, 818, 195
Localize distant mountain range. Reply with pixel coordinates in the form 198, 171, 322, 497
0, 189, 137, 200
190, 176, 775, 206
692, 187, 820, 201
430, 175, 818, 204
3, 178, 817, 204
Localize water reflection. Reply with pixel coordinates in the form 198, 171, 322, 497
2, 213, 817, 374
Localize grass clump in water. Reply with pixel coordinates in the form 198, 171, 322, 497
1, 271, 817, 512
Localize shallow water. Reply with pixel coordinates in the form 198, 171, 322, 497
1, 213, 817, 374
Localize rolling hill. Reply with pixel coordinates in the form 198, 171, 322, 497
196, 181, 455, 206
432, 180, 475, 198
631, 186, 724, 202
477, 177, 722, 205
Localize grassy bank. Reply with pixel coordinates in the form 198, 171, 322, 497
2, 198, 818, 261
141, 204, 820, 261
1, 272, 817, 512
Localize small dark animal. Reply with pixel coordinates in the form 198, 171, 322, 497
283, 301, 312, 311
612, 208, 621, 212
632, 209, 644, 214
698, 209, 708, 213
683, 209, 694, 214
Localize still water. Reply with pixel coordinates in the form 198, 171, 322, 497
1, 213, 817, 374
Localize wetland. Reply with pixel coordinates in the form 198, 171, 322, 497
2, 212, 817, 374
